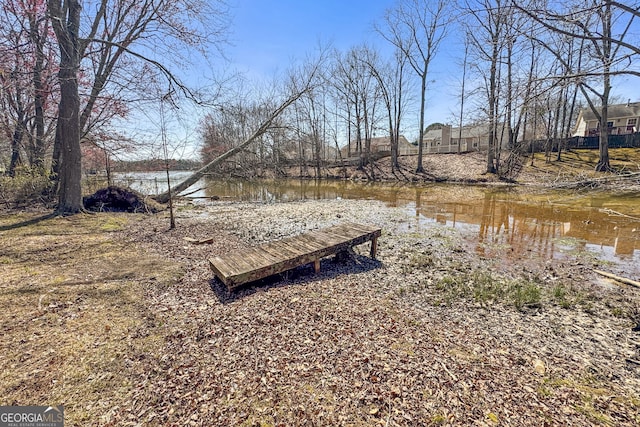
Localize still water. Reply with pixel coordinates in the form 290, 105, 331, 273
116, 172, 640, 278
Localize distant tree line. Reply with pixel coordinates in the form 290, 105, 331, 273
111, 159, 202, 173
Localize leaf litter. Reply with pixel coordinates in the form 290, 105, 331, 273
1, 199, 640, 426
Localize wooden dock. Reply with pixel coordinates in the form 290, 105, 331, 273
209, 222, 382, 290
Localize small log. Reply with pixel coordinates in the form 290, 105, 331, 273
593, 269, 640, 289
184, 236, 216, 245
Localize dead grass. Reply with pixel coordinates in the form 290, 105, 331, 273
1, 199, 639, 426
519, 148, 640, 185
0, 212, 182, 425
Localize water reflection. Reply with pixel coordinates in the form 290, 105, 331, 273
412, 189, 638, 262
204, 179, 639, 276
116, 173, 639, 276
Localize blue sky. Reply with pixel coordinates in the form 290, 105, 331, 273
225, 0, 465, 138
225, 0, 640, 127
132, 0, 640, 159
229, 0, 392, 77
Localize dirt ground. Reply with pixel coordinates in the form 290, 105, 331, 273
1, 189, 640, 426
283, 149, 640, 193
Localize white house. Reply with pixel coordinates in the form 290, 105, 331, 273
573, 102, 640, 137
422, 124, 505, 153
340, 135, 416, 157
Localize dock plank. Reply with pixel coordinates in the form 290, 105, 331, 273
209, 222, 381, 290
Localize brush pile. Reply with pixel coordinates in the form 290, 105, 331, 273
83, 186, 161, 213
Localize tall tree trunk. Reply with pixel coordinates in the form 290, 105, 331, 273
596, 82, 611, 171
29, 12, 47, 171
8, 123, 24, 177
393, 67, 403, 170
552, 85, 564, 161
416, 72, 427, 173
347, 105, 352, 158
8, 71, 26, 177
486, 40, 498, 174
595, 2, 612, 172
49, 0, 83, 214
458, 43, 468, 154
56, 64, 82, 213
506, 41, 514, 151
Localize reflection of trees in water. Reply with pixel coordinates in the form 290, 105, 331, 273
204, 178, 417, 203
201, 178, 638, 260
413, 190, 638, 260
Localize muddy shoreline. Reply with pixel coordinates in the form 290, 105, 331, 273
109, 198, 640, 425
208, 151, 640, 194
2, 150, 640, 424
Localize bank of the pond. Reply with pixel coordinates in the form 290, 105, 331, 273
3, 198, 639, 425
95, 199, 640, 425
202, 149, 640, 193
321, 150, 640, 190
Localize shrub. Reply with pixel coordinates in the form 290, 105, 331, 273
0, 169, 54, 207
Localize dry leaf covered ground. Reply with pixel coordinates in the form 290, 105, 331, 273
2, 197, 639, 426
300, 149, 640, 192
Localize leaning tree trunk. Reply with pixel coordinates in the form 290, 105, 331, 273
154, 91, 306, 204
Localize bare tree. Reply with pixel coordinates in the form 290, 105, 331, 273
157, 57, 326, 203
457, 40, 469, 155
464, 0, 515, 174
0, 0, 57, 175
294, 83, 331, 178
363, 50, 409, 172
47, 0, 228, 214
379, 0, 449, 173
330, 46, 382, 171
514, 0, 639, 171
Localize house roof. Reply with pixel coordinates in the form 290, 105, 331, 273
579, 102, 640, 121
422, 124, 493, 141
340, 135, 413, 153
452, 124, 490, 139
368, 135, 412, 148
423, 129, 443, 141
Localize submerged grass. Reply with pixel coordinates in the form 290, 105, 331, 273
0, 212, 182, 425
429, 271, 605, 312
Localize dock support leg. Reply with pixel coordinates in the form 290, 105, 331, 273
370, 236, 378, 259
313, 259, 320, 273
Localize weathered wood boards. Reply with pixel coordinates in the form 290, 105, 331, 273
209, 222, 381, 290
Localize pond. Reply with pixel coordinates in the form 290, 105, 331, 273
115, 172, 640, 279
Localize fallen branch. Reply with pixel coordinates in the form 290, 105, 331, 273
153, 56, 326, 204
184, 237, 216, 245
593, 269, 640, 288
552, 172, 640, 189
440, 361, 458, 382
179, 186, 208, 197
601, 208, 640, 221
